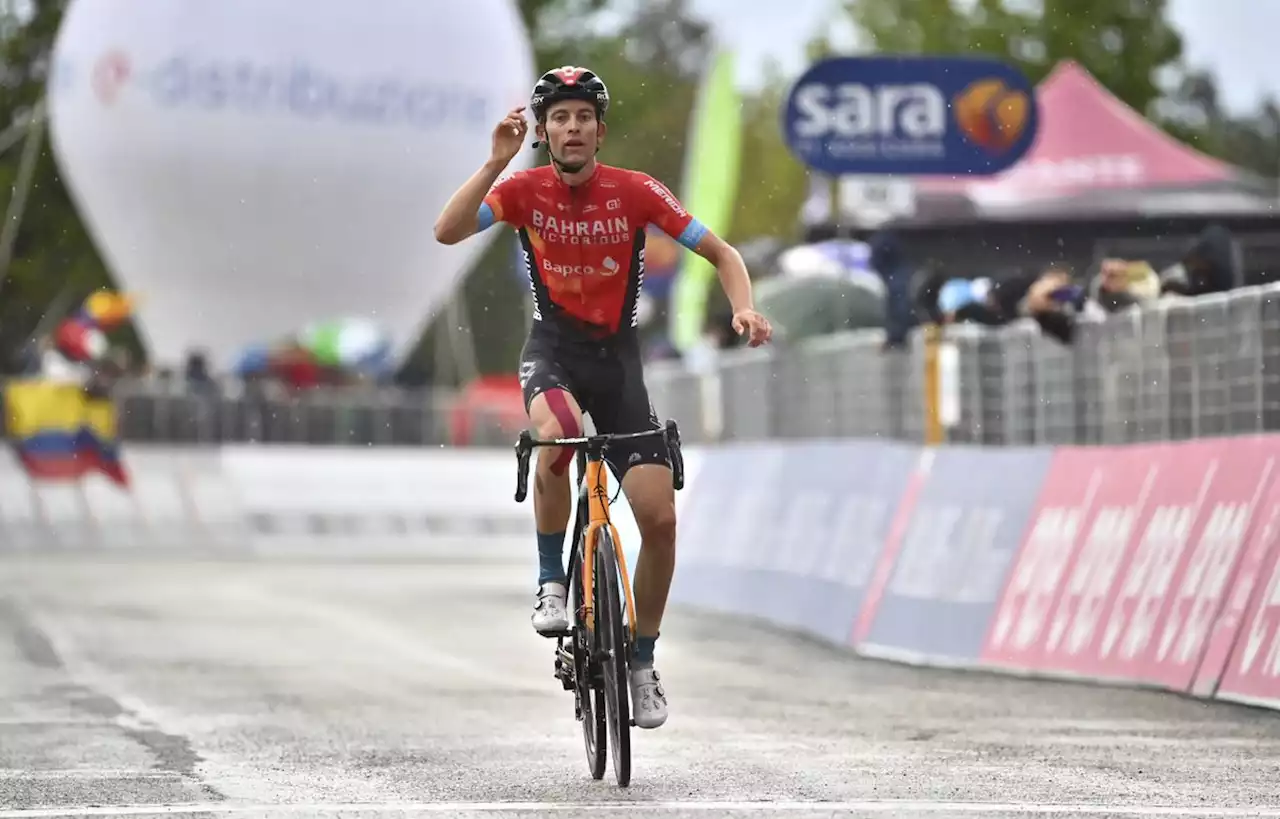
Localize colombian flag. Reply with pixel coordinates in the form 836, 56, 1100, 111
1, 379, 129, 487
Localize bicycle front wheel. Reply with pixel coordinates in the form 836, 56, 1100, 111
594, 526, 631, 787
571, 541, 607, 780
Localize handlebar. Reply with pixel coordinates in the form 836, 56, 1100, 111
514, 420, 685, 503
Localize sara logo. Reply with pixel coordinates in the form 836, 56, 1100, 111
782, 55, 1038, 176
953, 78, 1032, 154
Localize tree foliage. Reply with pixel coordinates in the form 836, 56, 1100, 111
833, 0, 1184, 116
0, 0, 114, 372
731, 60, 810, 243
1160, 69, 1280, 178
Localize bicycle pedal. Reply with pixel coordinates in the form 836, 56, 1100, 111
541, 627, 572, 639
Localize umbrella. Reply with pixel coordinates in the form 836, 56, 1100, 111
754, 275, 885, 344
233, 343, 274, 378
298, 318, 393, 374
756, 239, 887, 343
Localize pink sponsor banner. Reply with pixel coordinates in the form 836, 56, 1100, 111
1214, 447, 1280, 708
1067, 440, 1254, 684
980, 446, 1119, 670
1032, 447, 1162, 676
1195, 444, 1280, 698
1143, 438, 1280, 691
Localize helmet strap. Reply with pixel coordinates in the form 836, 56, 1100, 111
547, 144, 586, 175
541, 129, 601, 177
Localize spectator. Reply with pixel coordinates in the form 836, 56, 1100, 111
1160, 223, 1240, 297
1092, 258, 1161, 313
915, 265, 1088, 345
869, 229, 916, 350
271, 342, 323, 391
184, 349, 218, 394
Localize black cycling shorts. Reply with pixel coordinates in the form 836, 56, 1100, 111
517, 330, 669, 479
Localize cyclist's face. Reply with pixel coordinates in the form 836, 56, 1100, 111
540, 101, 604, 166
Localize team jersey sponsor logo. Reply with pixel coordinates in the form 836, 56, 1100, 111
541, 256, 620, 277
531, 210, 631, 246
643, 179, 686, 216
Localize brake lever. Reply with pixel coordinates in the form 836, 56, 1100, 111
514, 430, 533, 502
664, 420, 685, 491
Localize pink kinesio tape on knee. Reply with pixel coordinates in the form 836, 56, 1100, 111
544, 389, 579, 476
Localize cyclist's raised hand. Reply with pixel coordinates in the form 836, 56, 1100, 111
732, 308, 773, 348
492, 107, 529, 163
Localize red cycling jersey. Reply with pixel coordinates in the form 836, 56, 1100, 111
482, 163, 706, 337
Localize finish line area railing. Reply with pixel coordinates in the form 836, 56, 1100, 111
643, 281, 1280, 448
24, 281, 1280, 450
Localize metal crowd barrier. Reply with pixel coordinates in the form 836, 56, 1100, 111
11, 283, 1278, 449
645, 282, 1280, 447
110, 383, 465, 447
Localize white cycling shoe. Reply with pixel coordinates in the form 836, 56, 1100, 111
531, 581, 570, 635
629, 665, 668, 729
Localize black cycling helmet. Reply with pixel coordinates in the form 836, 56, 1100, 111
530, 66, 610, 122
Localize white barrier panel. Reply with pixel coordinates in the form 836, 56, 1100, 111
0, 450, 60, 551
220, 445, 537, 549
612, 450, 705, 574
0, 444, 704, 557
0, 445, 250, 552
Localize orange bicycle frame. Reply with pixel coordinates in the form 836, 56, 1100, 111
579, 458, 638, 643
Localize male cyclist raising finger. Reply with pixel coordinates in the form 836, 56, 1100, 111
434, 66, 771, 730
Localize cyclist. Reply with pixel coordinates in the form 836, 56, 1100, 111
434, 66, 771, 730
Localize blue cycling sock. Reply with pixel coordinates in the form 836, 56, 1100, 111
536, 531, 567, 586
633, 635, 658, 667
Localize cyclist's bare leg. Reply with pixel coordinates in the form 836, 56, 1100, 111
620, 463, 676, 728
527, 388, 584, 634
529, 388, 583, 533
620, 464, 677, 647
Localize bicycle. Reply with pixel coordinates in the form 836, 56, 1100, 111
513, 420, 684, 788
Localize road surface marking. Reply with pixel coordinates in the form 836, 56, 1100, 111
4, 801, 1280, 817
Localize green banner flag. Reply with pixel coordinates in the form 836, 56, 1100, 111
668, 48, 742, 353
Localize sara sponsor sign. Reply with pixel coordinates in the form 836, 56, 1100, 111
781, 55, 1039, 176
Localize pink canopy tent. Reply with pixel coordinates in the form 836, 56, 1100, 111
913, 60, 1270, 218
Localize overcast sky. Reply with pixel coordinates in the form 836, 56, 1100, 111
682, 0, 1273, 113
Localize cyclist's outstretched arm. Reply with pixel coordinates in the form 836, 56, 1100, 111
635, 171, 771, 346
434, 107, 528, 245
433, 159, 509, 244
635, 173, 752, 311
689, 231, 772, 345
687, 231, 754, 315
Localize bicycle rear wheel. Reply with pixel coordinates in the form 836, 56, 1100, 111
593, 526, 631, 787
569, 537, 606, 779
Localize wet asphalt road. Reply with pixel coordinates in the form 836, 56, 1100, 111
2, 541, 1280, 819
